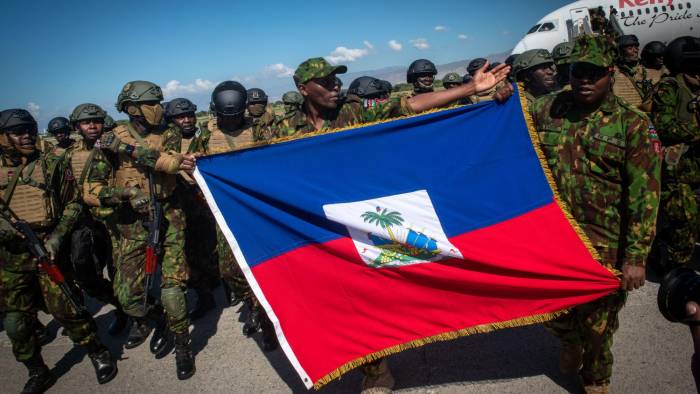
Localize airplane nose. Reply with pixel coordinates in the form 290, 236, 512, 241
512, 39, 528, 55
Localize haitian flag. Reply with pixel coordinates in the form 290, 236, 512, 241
193, 86, 620, 389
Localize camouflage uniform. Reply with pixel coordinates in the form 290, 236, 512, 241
0, 144, 98, 362
251, 107, 276, 142
274, 91, 304, 138
651, 74, 700, 268
613, 61, 654, 109
531, 35, 661, 385
83, 123, 190, 334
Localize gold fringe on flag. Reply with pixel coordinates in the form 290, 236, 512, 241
313, 309, 568, 389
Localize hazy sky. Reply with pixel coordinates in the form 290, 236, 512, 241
0, 0, 570, 127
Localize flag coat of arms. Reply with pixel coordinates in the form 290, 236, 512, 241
194, 86, 620, 389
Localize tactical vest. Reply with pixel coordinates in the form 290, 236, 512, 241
0, 161, 52, 227
69, 148, 92, 185
207, 118, 254, 154
613, 66, 645, 108
113, 125, 176, 199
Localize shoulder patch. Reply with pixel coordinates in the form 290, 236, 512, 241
648, 123, 662, 155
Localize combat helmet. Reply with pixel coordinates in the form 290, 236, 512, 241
282, 91, 304, 106
47, 117, 72, 134
116, 81, 164, 112
0, 109, 37, 132
166, 98, 197, 119
467, 58, 488, 76
642, 41, 666, 61
552, 41, 575, 65
246, 88, 268, 105
512, 49, 554, 79
442, 72, 462, 88
210, 81, 247, 116
406, 59, 437, 83
70, 103, 106, 125
348, 76, 387, 98
664, 36, 700, 75
103, 115, 116, 131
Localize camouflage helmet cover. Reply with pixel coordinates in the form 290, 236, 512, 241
116, 80, 164, 112
103, 115, 116, 131
552, 41, 575, 65
294, 57, 347, 85
70, 103, 106, 124
282, 91, 304, 105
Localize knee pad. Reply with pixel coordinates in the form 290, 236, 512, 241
4, 312, 32, 342
161, 286, 187, 322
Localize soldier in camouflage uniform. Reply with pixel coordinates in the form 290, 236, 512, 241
246, 88, 276, 142
345, 76, 393, 111
46, 116, 74, 154
286, 56, 512, 394
613, 35, 655, 111
552, 41, 574, 88
83, 81, 197, 379
406, 59, 437, 96
65, 103, 128, 336
512, 49, 559, 108
274, 91, 304, 137
163, 98, 218, 320
195, 81, 278, 348
0, 109, 118, 392
531, 35, 661, 393
641, 41, 669, 85
442, 72, 462, 90
649, 36, 700, 274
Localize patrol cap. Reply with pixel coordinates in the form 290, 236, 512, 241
294, 57, 347, 85
658, 267, 700, 323
442, 72, 462, 85
552, 41, 575, 65
512, 49, 554, 77
619, 34, 640, 47
0, 109, 37, 132
569, 35, 615, 68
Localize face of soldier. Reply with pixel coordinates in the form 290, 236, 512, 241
247, 103, 267, 117
54, 131, 70, 145
174, 113, 197, 134
77, 119, 104, 142
621, 45, 639, 63
7, 128, 37, 155
526, 63, 558, 95
570, 62, 612, 108
299, 74, 340, 110
414, 74, 435, 90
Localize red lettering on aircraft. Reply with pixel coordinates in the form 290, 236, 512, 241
620, 0, 672, 7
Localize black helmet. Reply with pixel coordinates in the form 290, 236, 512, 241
407, 59, 437, 83
467, 58, 487, 76
47, 117, 71, 134
210, 81, 247, 116
380, 80, 393, 94
246, 88, 268, 105
658, 267, 700, 323
619, 34, 640, 48
642, 41, 666, 58
166, 98, 197, 119
348, 76, 388, 98
0, 109, 37, 132
664, 36, 700, 75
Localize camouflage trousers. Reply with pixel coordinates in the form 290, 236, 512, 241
180, 186, 220, 290
0, 257, 97, 361
544, 290, 627, 384
653, 182, 700, 267
112, 197, 190, 334
216, 225, 253, 302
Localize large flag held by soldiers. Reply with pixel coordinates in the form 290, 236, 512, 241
194, 86, 620, 389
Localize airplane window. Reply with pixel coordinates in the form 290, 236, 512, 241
539, 22, 556, 32
638, 9, 642, 15
654, 6, 658, 12
527, 24, 541, 34
688, 2, 692, 9
662, 6, 667, 11
670, 4, 675, 10
646, 8, 650, 14
679, 3, 683, 9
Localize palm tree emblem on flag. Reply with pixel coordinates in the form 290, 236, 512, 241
323, 190, 463, 268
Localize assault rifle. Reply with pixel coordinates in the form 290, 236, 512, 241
0, 199, 86, 314
143, 170, 163, 307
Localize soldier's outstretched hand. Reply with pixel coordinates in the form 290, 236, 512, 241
473, 62, 511, 94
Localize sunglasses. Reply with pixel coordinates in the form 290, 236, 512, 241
570, 63, 610, 81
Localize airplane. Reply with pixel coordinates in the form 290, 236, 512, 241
512, 0, 699, 54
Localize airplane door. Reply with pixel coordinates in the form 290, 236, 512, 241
569, 7, 592, 39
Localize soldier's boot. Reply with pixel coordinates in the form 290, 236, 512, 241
260, 313, 278, 352
33, 321, 51, 346
86, 340, 118, 384
174, 331, 196, 380
124, 317, 151, 349
107, 308, 129, 336
188, 288, 216, 321
559, 344, 583, 375
583, 382, 610, 394
149, 306, 173, 359
242, 302, 261, 337
21, 355, 56, 394
222, 281, 243, 307
360, 358, 395, 394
